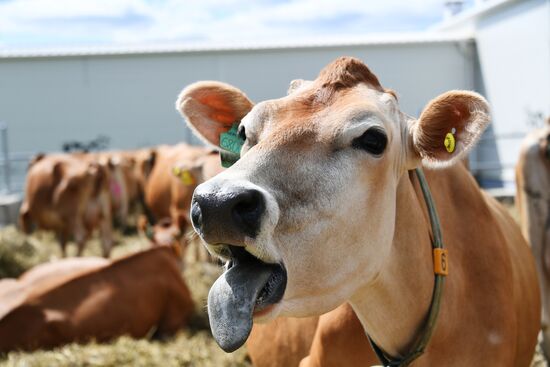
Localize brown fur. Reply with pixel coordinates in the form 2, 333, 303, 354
248, 315, 320, 367
19, 154, 113, 257
247, 304, 379, 367
516, 126, 550, 358
0, 246, 193, 352
144, 144, 222, 259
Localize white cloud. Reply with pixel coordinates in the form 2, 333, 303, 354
0, 0, 460, 49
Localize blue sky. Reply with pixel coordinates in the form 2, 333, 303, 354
0, 0, 474, 49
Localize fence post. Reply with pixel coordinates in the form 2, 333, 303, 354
0, 122, 11, 194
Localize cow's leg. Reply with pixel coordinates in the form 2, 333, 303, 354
59, 237, 68, 257
73, 216, 89, 257
98, 215, 113, 258
98, 193, 114, 258
75, 232, 91, 257
57, 232, 68, 257
18, 202, 33, 234
540, 221, 550, 359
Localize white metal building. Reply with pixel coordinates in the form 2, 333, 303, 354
0, 0, 548, 194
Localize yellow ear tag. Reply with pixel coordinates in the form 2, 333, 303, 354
179, 170, 195, 186
444, 128, 456, 153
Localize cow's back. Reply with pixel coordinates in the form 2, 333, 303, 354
0, 247, 193, 352
145, 144, 207, 221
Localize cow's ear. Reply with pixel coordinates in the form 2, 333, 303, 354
176, 81, 253, 147
408, 90, 490, 168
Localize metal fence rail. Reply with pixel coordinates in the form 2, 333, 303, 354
469, 131, 525, 173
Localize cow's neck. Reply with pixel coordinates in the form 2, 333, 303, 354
349, 171, 435, 358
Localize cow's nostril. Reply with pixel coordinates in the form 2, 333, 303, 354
191, 185, 266, 245
231, 189, 265, 238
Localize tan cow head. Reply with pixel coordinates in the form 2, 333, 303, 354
177, 57, 490, 352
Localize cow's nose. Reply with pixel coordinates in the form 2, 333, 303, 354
191, 184, 265, 245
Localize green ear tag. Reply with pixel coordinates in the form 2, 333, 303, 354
219, 123, 244, 168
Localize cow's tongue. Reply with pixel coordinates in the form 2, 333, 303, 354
207, 247, 280, 352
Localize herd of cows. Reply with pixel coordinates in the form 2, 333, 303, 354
0, 56, 550, 367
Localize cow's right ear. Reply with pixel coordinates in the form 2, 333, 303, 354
176, 81, 254, 147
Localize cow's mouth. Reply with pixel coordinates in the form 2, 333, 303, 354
208, 245, 286, 352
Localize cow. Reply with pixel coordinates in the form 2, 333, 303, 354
75, 149, 157, 230
113, 148, 158, 225
143, 144, 222, 260
94, 152, 131, 228
19, 153, 113, 257
516, 119, 550, 359
0, 245, 193, 352
177, 57, 540, 366
0, 257, 109, 321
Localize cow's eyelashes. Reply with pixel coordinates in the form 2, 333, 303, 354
352, 128, 387, 155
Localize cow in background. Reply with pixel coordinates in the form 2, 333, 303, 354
516, 118, 550, 358
119, 148, 157, 220
0, 245, 193, 352
19, 153, 113, 257
143, 144, 222, 260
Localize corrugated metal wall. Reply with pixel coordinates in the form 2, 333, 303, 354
0, 40, 475, 192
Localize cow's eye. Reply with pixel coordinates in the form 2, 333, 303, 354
238, 125, 246, 141
352, 128, 387, 155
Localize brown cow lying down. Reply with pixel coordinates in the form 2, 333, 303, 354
0, 246, 193, 352
0, 257, 109, 322
19, 153, 113, 257
516, 119, 550, 358
179, 57, 540, 366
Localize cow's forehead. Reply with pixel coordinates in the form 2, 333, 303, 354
242, 57, 399, 149
244, 84, 396, 150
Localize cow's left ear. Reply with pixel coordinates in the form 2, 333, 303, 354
408, 90, 490, 168
176, 81, 253, 148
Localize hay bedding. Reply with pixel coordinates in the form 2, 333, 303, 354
0, 226, 250, 367
0, 226, 546, 366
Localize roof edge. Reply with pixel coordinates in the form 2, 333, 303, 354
0, 32, 474, 59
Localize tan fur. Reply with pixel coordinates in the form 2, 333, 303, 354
299, 304, 378, 367
19, 154, 113, 257
144, 144, 223, 260
516, 125, 550, 358
248, 315, 319, 367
